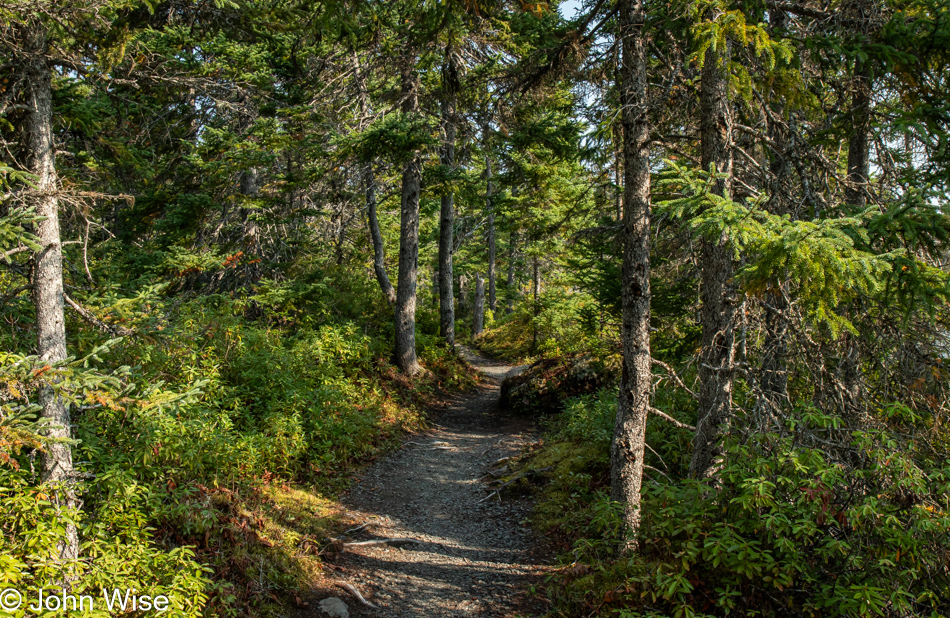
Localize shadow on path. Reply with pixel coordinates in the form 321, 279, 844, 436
308, 348, 545, 617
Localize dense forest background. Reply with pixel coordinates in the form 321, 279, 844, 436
2, 0, 950, 616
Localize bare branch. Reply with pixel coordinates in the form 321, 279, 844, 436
63, 293, 133, 337
648, 407, 696, 431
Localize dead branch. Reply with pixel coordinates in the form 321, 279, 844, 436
2, 240, 81, 262
644, 464, 673, 481
342, 538, 420, 548
63, 293, 134, 337
0, 284, 30, 306
341, 522, 374, 536
333, 582, 378, 609
648, 407, 696, 431
82, 219, 93, 284
651, 358, 697, 398
644, 442, 669, 471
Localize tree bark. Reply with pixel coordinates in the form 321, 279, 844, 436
473, 273, 485, 336
610, 0, 652, 548
21, 21, 79, 562
690, 36, 737, 481
531, 255, 541, 352
846, 59, 872, 207
758, 12, 792, 425
394, 58, 422, 375
438, 61, 457, 346
614, 114, 624, 223
365, 163, 396, 304
485, 152, 497, 313
506, 230, 517, 314
458, 273, 469, 320
353, 55, 396, 305
840, 56, 873, 423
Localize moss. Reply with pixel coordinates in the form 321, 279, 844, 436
472, 312, 537, 363
496, 391, 644, 616
508, 436, 646, 617
526, 440, 607, 533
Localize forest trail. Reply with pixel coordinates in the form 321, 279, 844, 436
308, 349, 546, 617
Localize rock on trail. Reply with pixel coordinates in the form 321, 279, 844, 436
318, 597, 350, 618
308, 349, 544, 617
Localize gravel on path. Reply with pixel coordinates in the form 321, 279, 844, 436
305, 349, 546, 617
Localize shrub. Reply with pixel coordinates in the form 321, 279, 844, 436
529, 399, 950, 618
1, 284, 439, 618
622, 423, 950, 618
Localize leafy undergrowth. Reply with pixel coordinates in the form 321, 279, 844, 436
1, 279, 478, 618
503, 388, 950, 618
474, 308, 537, 362
474, 288, 616, 364
154, 481, 341, 617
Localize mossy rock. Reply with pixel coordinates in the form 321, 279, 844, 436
500, 354, 608, 415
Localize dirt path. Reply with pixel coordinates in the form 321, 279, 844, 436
313, 349, 544, 617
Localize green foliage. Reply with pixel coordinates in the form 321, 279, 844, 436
860, 188, 950, 317
555, 389, 617, 451
0, 354, 48, 470
340, 112, 437, 164
688, 0, 795, 101
2, 0, 948, 615
622, 416, 950, 618
0, 278, 452, 616
476, 286, 611, 362
0, 206, 42, 259
0, 345, 211, 617
657, 162, 896, 334
523, 393, 950, 618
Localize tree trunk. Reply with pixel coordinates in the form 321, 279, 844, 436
531, 256, 541, 353
458, 273, 469, 320
486, 154, 497, 313
610, 0, 652, 548
690, 36, 737, 481
840, 56, 873, 423
240, 167, 262, 281
353, 54, 396, 306
757, 14, 792, 425
506, 230, 517, 314
394, 58, 422, 375
439, 63, 457, 346
22, 22, 79, 562
614, 118, 624, 223
473, 273, 485, 336
364, 163, 396, 304
846, 59, 872, 207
